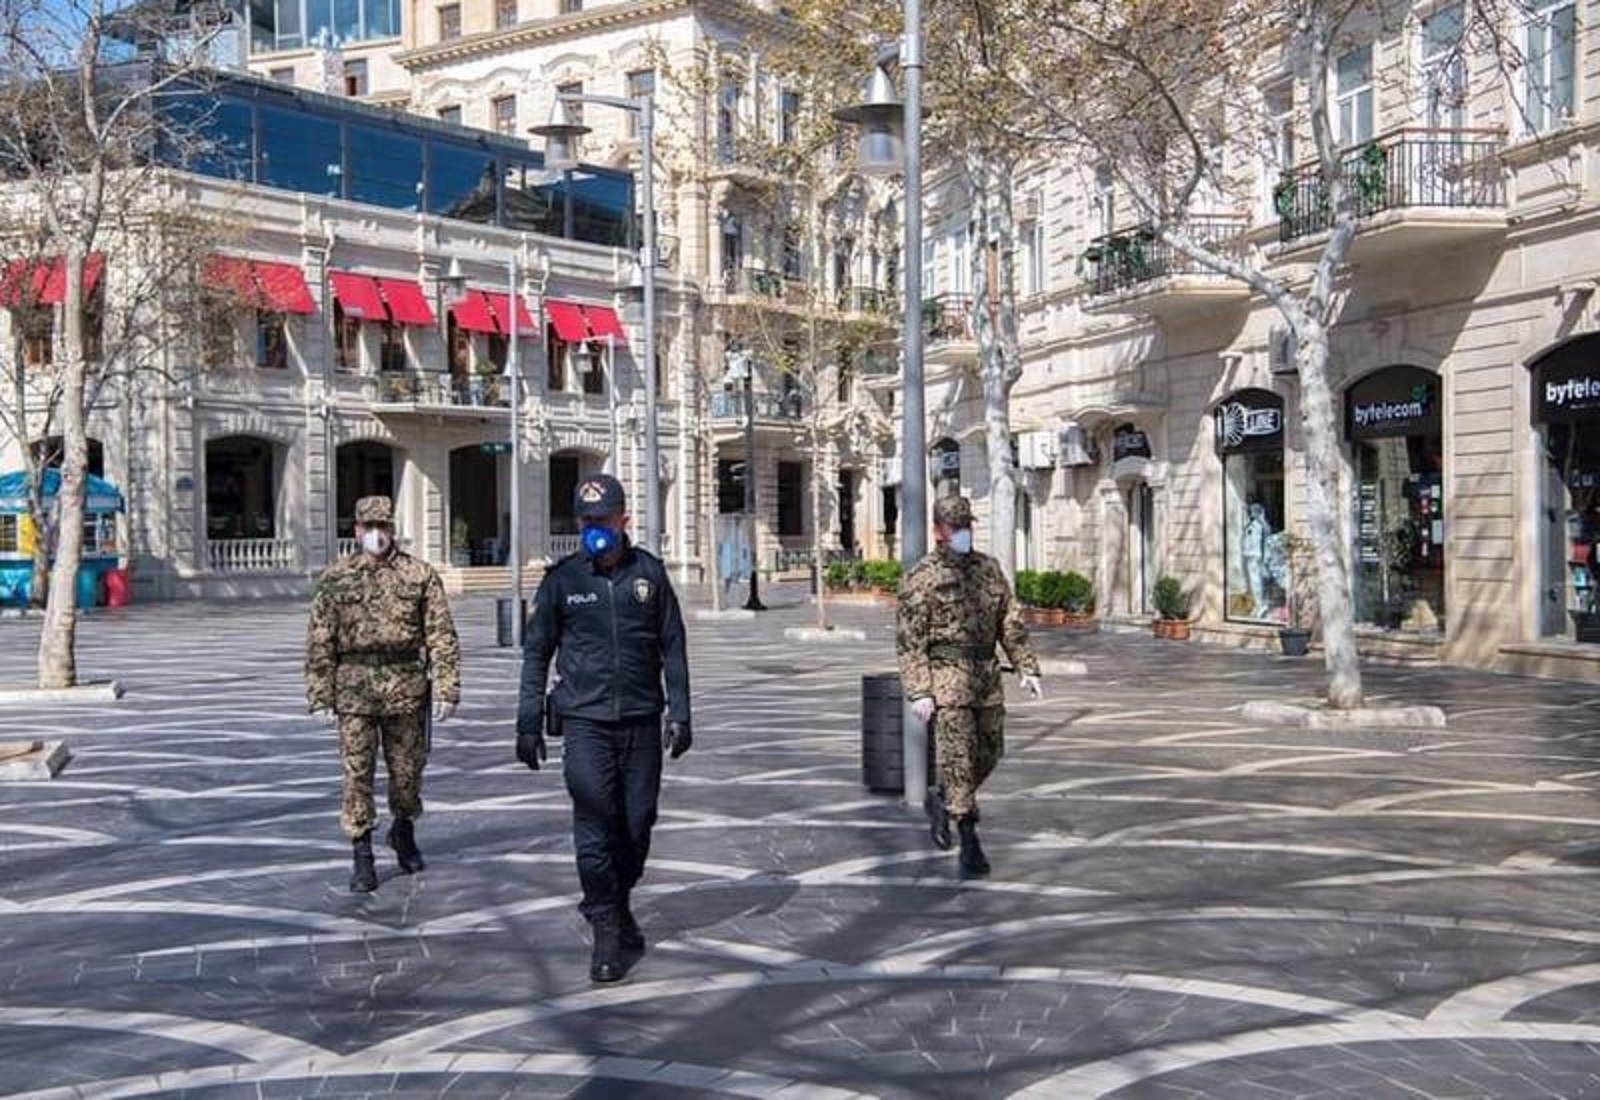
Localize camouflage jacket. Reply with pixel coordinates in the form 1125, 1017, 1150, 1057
897, 547, 1040, 708
305, 550, 461, 716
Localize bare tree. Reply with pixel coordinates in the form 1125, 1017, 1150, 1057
0, 0, 228, 687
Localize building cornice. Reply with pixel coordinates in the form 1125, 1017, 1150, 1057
395, 0, 780, 71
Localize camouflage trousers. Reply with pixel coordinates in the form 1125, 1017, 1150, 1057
933, 705, 1005, 819
338, 711, 427, 839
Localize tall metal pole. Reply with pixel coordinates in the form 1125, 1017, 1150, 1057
900, 0, 929, 807
742, 364, 765, 611
508, 253, 523, 647
640, 96, 662, 557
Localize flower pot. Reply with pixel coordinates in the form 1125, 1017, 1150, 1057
1278, 627, 1312, 657
1062, 611, 1098, 633
1153, 618, 1191, 640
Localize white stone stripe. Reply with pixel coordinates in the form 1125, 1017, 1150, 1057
1427, 962, 1600, 1023
0, 1005, 330, 1065
1008, 1019, 1600, 1099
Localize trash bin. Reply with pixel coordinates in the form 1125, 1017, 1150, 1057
105, 567, 130, 607
496, 597, 528, 647
861, 672, 935, 794
75, 562, 103, 608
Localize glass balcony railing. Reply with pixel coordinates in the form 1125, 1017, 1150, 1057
1274, 128, 1505, 244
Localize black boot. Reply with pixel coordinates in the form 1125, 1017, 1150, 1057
957, 817, 990, 879
590, 913, 626, 983
924, 789, 953, 851
619, 898, 645, 955
388, 817, 425, 874
349, 834, 378, 893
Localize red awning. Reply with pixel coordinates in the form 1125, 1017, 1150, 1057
484, 292, 537, 336
253, 261, 316, 315
583, 304, 626, 342
450, 290, 498, 334
377, 278, 435, 327
545, 299, 589, 343
203, 255, 261, 308
329, 271, 387, 321
4, 254, 105, 307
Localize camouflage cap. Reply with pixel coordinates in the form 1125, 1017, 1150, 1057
575, 473, 626, 518
933, 495, 974, 529
355, 495, 394, 525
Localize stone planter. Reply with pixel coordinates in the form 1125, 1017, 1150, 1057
1062, 611, 1098, 633
1021, 606, 1068, 626
1153, 618, 1191, 640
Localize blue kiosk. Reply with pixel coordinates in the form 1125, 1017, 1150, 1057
0, 469, 125, 607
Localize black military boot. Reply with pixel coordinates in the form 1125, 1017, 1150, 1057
349, 834, 379, 893
590, 913, 626, 983
924, 788, 953, 851
957, 817, 990, 879
618, 897, 646, 955
388, 817, 425, 874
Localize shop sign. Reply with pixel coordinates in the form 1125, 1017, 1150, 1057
1214, 391, 1284, 453
1534, 340, 1600, 422
1112, 424, 1151, 461
1346, 367, 1441, 440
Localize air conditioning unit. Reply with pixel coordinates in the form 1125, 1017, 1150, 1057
879, 455, 903, 486
1017, 431, 1057, 470
1056, 421, 1097, 467
1269, 324, 1299, 376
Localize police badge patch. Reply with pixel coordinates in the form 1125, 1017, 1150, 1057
633, 577, 653, 604
578, 481, 605, 504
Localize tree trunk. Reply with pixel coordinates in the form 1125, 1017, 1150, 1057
968, 147, 1020, 580
1295, 326, 1363, 709
37, 249, 89, 689
808, 314, 827, 629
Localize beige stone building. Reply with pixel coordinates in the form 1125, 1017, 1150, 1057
918, 1, 1600, 681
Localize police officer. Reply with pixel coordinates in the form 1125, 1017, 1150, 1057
897, 496, 1042, 878
516, 474, 691, 983
306, 495, 461, 893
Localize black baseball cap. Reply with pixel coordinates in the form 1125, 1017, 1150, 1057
574, 473, 627, 518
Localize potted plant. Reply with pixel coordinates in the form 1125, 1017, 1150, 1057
450, 517, 471, 567
1279, 534, 1314, 657
1014, 569, 1045, 623
862, 558, 902, 597
1152, 575, 1190, 640
1058, 570, 1096, 630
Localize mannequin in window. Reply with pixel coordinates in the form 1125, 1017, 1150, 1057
1241, 500, 1272, 614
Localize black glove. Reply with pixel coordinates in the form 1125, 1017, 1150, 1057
515, 717, 547, 771
664, 719, 692, 760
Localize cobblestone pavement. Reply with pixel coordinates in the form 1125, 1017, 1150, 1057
1, 587, 1599, 1098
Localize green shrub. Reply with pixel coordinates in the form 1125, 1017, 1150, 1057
824, 561, 855, 589
861, 559, 902, 590
1060, 571, 1094, 614
1152, 576, 1188, 620
1033, 571, 1069, 610
1014, 569, 1041, 607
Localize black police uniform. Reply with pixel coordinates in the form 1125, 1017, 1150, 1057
518, 535, 691, 927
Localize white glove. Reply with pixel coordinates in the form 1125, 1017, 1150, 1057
432, 700, 456, 723
1020, 674, 1044, 700
910, 696, 936, 723
312, 708, 338, 727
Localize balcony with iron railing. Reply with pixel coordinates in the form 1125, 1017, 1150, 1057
1082, 214, 1252, 316
710, 389, 806, 423
921, 293, 977, 366
835, 284, 895, 318
1273, 128, 1506, 257
368, 371, 510, 412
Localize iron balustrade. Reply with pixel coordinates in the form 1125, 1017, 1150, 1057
922, 293, 975, 343
721, 267, 789, 299
1275, 128, 1505, 243
371, 373, 509, 408
1084, 215, 1250, 296
836, 285, 892, 315
711, 390, 805, 421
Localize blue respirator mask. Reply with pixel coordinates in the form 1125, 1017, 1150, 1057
581, 525, 621, 559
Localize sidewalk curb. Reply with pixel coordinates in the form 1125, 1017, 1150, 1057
1242, 700, 1447, 730
0, 740, 70, 780
1040, 659, 1089, 677
695, 609, 757, 622
0, 681, 123, 705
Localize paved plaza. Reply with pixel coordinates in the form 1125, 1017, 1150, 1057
1, 589, 1599, 1098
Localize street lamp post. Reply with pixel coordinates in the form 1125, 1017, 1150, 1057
741, 363, 766, 612
836, 11, 927, 805
534, 92, 661, 557
507, 253, 524, 647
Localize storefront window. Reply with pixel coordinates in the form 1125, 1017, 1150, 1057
1346, 366, 1444, 632
1531, 336, 1600, 643
1216, 389, 1287, 623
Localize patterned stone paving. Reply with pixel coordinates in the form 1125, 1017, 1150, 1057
1, 589, 1599, 1098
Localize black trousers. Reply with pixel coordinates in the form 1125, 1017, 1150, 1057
562, 717, 664, 923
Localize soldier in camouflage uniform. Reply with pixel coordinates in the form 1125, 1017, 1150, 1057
897, 496, 1043, 878
306, 495, 461, 893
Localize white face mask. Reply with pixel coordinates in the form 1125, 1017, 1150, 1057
361, 529, 392, 556
948, 529, 974, 555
